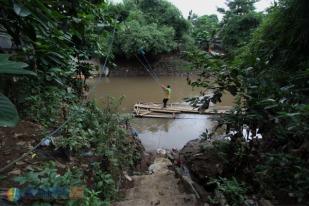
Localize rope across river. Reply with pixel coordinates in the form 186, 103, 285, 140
135, 53, 161, 86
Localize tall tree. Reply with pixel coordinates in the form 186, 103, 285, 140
191, 14, 219, 50
110, 0, 191, 58
138, 0, 189, 39
218, 0, 262, 53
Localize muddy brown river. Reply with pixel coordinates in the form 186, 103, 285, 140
89, 76, 234, 151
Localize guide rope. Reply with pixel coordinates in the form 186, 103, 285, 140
141, 53, 161, 81
135, 54, 161, 86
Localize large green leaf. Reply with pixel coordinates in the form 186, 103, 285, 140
0, 54, 36, 75
0, 94, 19, 127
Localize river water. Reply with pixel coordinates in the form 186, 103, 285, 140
89, 76, 234, 151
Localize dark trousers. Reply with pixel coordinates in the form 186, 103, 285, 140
163, 98, 169, 108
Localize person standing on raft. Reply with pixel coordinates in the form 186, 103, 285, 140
161, 84, 172, 108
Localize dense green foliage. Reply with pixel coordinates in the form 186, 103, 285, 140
0, 0, 113, 126
0, 1, 142, 205
209, 177, 247, 206
15, 162, 111, 205
116, 19, 177, 57
218, 0, 262, 54
109, 0, 191, 58
57, 101, 142, 170
2, 0, 309, 204
190, 14, 220, 50
11, 102, 141, 205
187, 0, 309, 203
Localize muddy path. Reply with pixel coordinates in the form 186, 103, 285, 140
114, 156, 200, 206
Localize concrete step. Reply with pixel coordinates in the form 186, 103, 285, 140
124, 186, 184, 200
113, 157, 199, 206
131, 174, 180, 189
113, 198, 147, 206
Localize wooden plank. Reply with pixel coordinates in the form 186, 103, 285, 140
135, 103, 193, 110
139, 110, 152, 116
150, 109, 181, 114
134, 103, 199, 113
134, 109, 174, 118
136, 114, 174, 119
133, 102, 231, 118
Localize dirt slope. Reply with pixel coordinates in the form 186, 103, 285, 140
114, 157, 200, 206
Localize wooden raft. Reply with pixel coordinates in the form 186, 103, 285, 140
134, 102, 231, 118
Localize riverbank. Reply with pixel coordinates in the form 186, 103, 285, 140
0, 104, 145, 205
110, 54, 194, 77
178, 136, 308, 206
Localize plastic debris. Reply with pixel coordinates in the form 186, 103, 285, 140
123, 171, 132, 182
41, 139, 51, 146
40, 137, 55, 146
156, 148, 166, 155
80, 151, 94, 157
131, 127, 139, 137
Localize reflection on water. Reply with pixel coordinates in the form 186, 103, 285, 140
132, 114, 217, 151
89, 76, 234, 151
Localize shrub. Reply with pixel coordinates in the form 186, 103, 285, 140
209, 177, 247, 206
